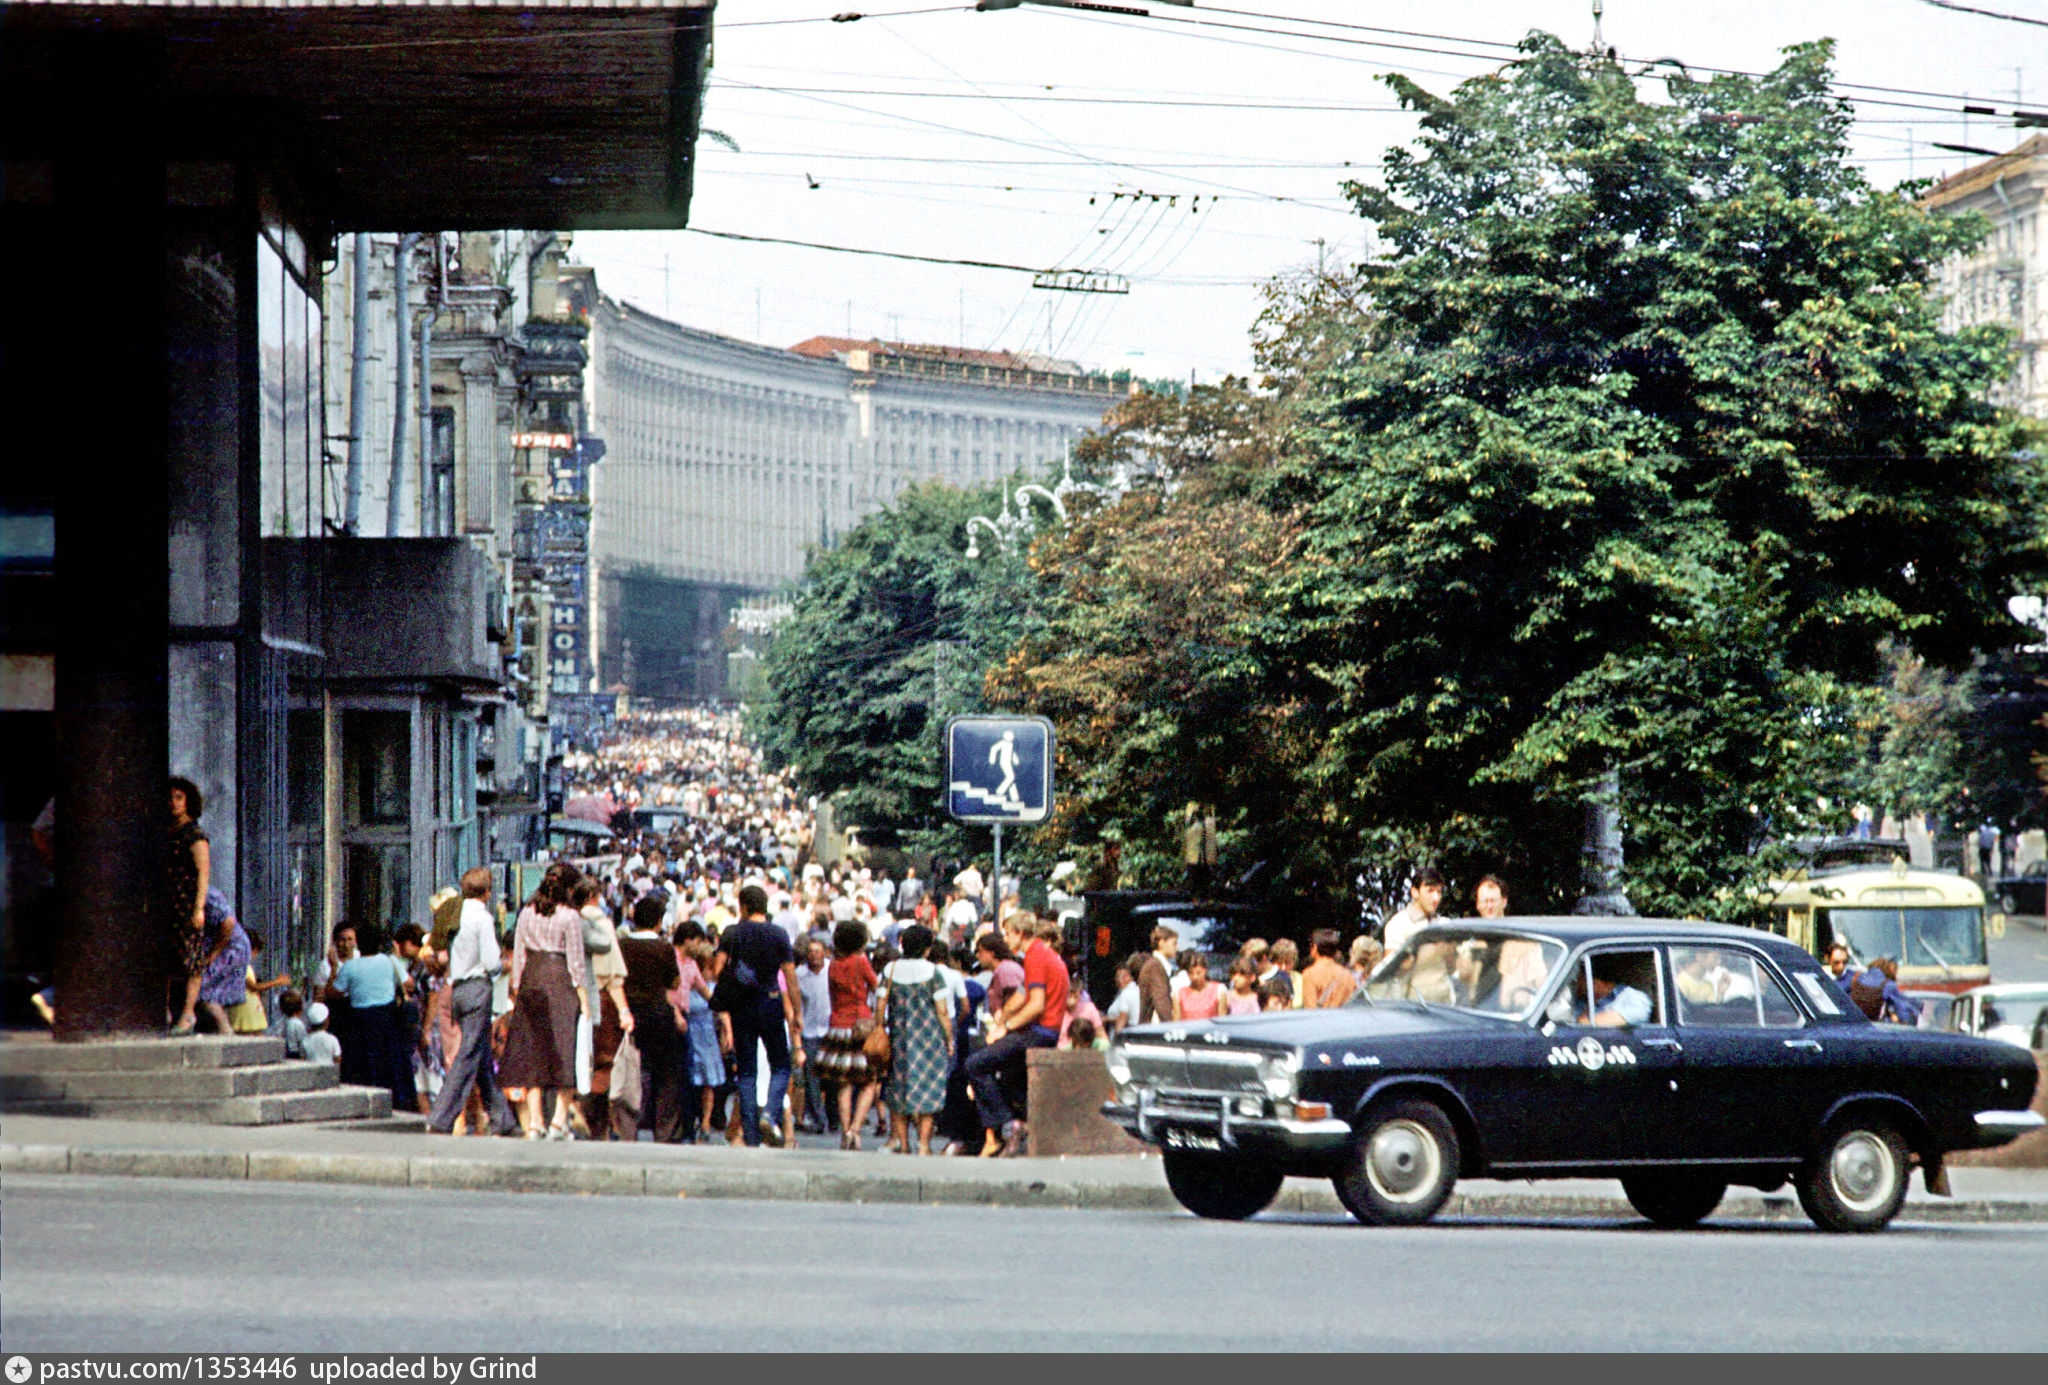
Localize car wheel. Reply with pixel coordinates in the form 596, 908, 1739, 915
2000, 892, 2018, 915
1795, 1119, 1909, 1233
1333, 1098, 1460, 1226
1621, 1172, 1727, 1229
1161, 1150, 1283, 1221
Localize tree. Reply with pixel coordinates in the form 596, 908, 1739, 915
752, 481, 1033, 853
987, 380, 1318, 895
1252, 35, 2047, 918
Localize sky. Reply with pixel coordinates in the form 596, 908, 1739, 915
575, 0, 2045, 383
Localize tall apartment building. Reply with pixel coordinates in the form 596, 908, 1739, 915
585, 304, 1128, 700
1925, 135, 2046, 419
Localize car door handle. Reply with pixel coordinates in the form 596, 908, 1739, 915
1641, 1037, 1682, 1052
1783, 1038, 1823, 1052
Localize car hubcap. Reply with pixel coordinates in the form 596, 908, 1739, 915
1364, 1119, 1440, 1204
1830, 1131, 1896, 1213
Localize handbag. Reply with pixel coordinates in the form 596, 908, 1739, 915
862, 982, 893, 1067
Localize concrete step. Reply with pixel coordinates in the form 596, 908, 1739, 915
2, 1060, 339, 1103
5, 1084, 392, 1126
0, 1035, 285, 1075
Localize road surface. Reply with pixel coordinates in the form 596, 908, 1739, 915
5, 1176, 2044, 1351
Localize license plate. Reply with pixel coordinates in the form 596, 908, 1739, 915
1162, 1127, 1223, 1152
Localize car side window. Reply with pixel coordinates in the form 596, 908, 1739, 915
1545, 948, 1663, 1027
1671, 946, 1802, 1028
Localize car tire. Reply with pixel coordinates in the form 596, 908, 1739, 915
2000, 892, 2018, 915
1621, 1172, 1727, 1229
1161, 1150, 1283, 1221
1795, 1119, 1910, 1233
1333, 1098, 1460, 1227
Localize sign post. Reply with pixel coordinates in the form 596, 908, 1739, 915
945, 716, 1054, 916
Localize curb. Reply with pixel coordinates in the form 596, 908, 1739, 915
5, 1141, 2044, 1222
0, 1142, 1172, 1212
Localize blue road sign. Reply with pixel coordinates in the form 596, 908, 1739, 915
945, 716, 1054, 824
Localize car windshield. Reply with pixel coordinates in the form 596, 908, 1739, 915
1981, 994, 2048, 1034
1360, 929, 1564, 1018
1825, 907, 1987, 969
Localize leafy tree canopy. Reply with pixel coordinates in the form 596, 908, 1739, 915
1252, 35, 2047, 916
752, 481, 1034, 854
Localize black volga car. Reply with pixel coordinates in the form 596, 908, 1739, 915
1104, 918, 2042, 1232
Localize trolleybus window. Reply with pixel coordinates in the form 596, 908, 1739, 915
1822, 907, 1986, 971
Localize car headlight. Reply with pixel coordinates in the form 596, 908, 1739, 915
1105, 1045, 1131, 1085
1259, 1052, 1301, 1100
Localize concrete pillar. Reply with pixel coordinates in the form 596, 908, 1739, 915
49, 42, 174, 1035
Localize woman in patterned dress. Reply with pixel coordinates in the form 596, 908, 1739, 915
167, 778, 211, 1033
877, 923, 954, 1156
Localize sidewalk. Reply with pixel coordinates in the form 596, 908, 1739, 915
5, 1113, 2047, 1223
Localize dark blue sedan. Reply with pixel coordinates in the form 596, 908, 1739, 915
1104, 918, 2042, 1232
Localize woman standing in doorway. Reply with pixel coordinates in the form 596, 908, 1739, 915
499, 862, 589, 1139
167, 778, 210, 1033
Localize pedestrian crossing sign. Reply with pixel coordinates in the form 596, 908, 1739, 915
945, 715, 1054, 824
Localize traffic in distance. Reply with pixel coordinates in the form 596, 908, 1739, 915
1102, 918, 2043, 1233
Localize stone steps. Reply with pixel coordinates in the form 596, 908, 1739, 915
5, 1085, 393, 1126
0, 1034, 397, 1127
2, 1060, 340, 1102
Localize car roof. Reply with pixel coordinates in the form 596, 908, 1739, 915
1960, 983, 2048, 997
1415, 916, 1804, 951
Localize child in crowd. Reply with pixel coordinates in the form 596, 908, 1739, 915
273, 989, 310, 1058
1257, 975, 1294, 1012
1226, 959, 1262, 1016
301, 1000, 341, 1065
229, 933, 290, 1034
1066, 1016, 1108, 1052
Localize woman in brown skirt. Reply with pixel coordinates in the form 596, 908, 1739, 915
499, 861, 589, 1139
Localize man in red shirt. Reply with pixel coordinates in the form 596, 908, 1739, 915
964, 910, 1068, 1156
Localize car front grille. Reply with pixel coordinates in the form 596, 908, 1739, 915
1121, 1043, 1266, 1094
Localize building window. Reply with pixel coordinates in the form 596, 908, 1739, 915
428, 406, 456, 536
345, 710, 410, 827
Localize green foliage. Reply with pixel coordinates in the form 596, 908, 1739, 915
1250, 35, 2047, 917
988, 381, 1317, 896
751, 481, 1034, 856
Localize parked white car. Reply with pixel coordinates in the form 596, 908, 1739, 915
1948, 984, 2048, 1050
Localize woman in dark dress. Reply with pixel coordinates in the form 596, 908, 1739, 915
167, 777, 211, 1033
498, 862, 589, 1139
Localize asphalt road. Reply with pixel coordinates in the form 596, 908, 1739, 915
1992, 915, 2048, 984
5, 1176, 2045, 1352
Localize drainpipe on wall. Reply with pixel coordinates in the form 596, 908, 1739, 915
344, 232, 369, 534
418, 240, 435, 535
385, 232, 423, 537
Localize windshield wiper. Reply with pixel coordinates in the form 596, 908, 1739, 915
1914, 933, 1956, 979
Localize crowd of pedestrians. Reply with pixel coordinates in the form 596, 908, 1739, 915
262, 709, 1107, 1156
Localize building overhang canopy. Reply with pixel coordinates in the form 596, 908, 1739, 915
3, 0, 714, 230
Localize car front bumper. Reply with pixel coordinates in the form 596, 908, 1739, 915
1103, 1088, 1354, 1157
1973, 1108, 2046, 1145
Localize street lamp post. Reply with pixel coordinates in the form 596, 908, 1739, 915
1572, 766, 1635, 916
961, 446, 1124, 559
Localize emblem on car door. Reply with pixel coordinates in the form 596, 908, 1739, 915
1546, 1038, 1637, 1070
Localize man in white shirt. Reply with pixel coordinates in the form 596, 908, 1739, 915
942, 888, 979, 943
426, 868, 520, 1136
1381, 868, 1446, 956
954, 862, 985, 906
